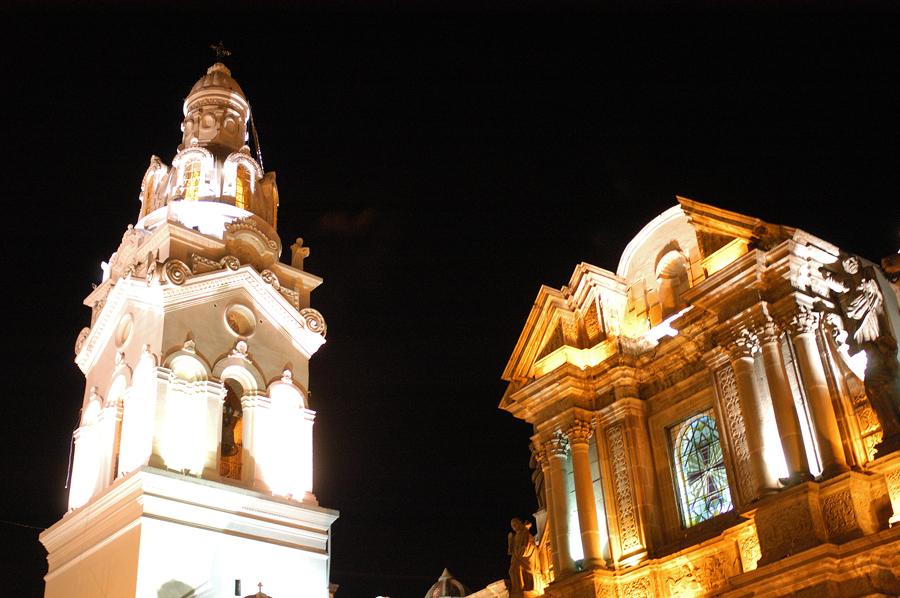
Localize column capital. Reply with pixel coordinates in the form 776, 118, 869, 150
783, 308, 820, 336
566, 419, 594, 445
531, 441, 549, 468
725, 328, 760, 359
544, 434, 570, 457
752, 320, 783, 345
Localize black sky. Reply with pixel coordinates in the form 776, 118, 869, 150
3, 5, 899, 598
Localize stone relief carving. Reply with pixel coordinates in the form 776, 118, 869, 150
755, 502, 816, 563
822, 490, 857, 538
665, 563, 703, 596
715, 365, 755, 503
621, 575, 651, 598
529, 443, 547, 511
190, 253, 241, 275
738, 533, 761, 572
607, 423, 641, 554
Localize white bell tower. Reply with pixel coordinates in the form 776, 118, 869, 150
40, 61, 338, 598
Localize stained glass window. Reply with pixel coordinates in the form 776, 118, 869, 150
235, 165, 251, 210
183, 160, 201, 201
670, 410, 732, 527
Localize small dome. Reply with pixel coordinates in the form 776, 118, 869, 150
424, 568, 468, 598
189, 62, 246, 98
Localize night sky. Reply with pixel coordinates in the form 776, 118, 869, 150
3, 5, 899, 598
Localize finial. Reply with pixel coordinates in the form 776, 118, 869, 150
210, 41, 232, 61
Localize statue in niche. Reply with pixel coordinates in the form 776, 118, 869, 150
508, 518, 538, 595
822, 254, 900, 454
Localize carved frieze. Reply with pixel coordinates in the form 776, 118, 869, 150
621, 575, 650, 598
606, 423, 642, 554
738, 531, 761, 572
755, 501, 817, 564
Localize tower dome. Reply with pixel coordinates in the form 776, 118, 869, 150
424, 568, 468, 598
181, 62, 250, 155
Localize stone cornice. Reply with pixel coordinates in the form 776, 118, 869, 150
501, 363, 594, 424
40, 467, 338, 577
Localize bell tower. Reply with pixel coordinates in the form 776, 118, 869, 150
39, 62, 338, 598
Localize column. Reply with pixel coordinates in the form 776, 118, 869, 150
532, 443, 558, 573
757, 322, 811, 484
545, 435, 575, 577
785, 309, 848, 476
727, 330, 777, 497
566, 420, 604, 568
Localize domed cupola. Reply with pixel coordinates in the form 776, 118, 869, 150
424, 568, 468, 598
137, 62, 279, 232
181, 62, 250, 155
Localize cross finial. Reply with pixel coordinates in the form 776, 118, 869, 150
258, 582, 263, 592
210, 41, 232, 61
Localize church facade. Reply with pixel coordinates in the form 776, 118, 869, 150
39, 63, 338, 598
500, 199, 900, 597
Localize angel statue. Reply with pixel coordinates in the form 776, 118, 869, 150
822, 254, 900, 454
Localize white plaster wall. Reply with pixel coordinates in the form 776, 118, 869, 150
136, 517, 330, 598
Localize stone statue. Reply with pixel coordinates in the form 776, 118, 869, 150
822, 255, 900, 454
508, 518, 537, 594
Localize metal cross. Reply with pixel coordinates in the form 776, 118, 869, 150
210, 41, 232, 60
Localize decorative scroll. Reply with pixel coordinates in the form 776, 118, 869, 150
606, 423, 641, 553
715, 365, 755, 503
163, 259, 191, 285
300, 308, 327, 337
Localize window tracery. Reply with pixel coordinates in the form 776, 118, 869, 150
670, 410, 733, 527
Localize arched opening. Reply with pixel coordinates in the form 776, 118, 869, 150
669, 410, 733, 527
656, 250, 691, 319
183, 160, 201, 201
234, 165, 251, 210
220, 379, 244, 480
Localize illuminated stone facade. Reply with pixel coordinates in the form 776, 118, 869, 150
39, 64, 338, 598
499, 199, 900, 597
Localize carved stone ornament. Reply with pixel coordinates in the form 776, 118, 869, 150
163, 259, 192, 286
607, 423, 642, 553
107, 225, 149, 283
190, 253, 242, 275
822, 489, 857, 539
231, 340, 249, 358
545, 434, 569, 458
224, 217, 278, 250
786, 308, 820, 336
281, 369, 293, 383
300, 308, 327, 337
566, 419, 593, 444
738, 532, 761, 572
716, 365, 755, 502
182, 339, 196, 353
74, 327, 91, 355
621, 575, 651, 598
260, 269, 281, 289
728, 328, 760, 359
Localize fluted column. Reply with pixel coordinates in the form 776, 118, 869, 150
727, 330, 777, 497
757, 322, 811, 484
566, 420, 604, 568
545, 435, 575, 577
785, 309, 848, 476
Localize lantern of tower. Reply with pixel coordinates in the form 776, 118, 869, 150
39, 62, 338, 598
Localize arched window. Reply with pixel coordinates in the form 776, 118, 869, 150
183, 160, 201, 201
220, 379, 244, 480
670, 410, 732, 527
656, 250, 690, 319
234, 165, 251, 210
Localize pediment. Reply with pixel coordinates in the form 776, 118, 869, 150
502, 286, 579, 383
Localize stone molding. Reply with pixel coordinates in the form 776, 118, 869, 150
714, 364, 756, 505
606, 423, 642, 555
